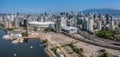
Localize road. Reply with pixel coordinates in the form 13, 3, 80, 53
62, 31, 120, 50
78, 30, 120, 45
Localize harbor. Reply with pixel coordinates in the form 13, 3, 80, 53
0, 29, 48, 57
2, 33, 45, 44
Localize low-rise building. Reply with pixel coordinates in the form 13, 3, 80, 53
28, 21, 55, 30
62, 26, 77, 33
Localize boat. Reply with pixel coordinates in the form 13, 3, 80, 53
30, 46, 33, 48
19, 38, 24, 43
2, 35, 13, 40
12, 39, 19, 44
14, 53, 16, 56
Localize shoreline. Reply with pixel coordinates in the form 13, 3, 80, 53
1, 28, 52, 57
42, 40, 55, 57
44, 47, 54, 57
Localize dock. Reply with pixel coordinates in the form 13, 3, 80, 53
21, 35, 45, 40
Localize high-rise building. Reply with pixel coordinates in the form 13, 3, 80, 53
69, 17, 75, 27
103, 20, 106, 29
97, 21, 102, 30
8, 20, 12, 28
11, 13, 14, 22
14, 15, 19, 28
24, 19, 28, 27
73, 16, 77, 27
110, 16, 114, 30
56, 18, 61, 33
0, 16, 3, 24
40, 16, 44, 22
105, 14, 110, 24
67, 16, 77, 27
60, 16, 67, 27
93, 13, 98, 21
77, 17, 84, 29
83, 17, 88, 30
5, 20, 9, 28
88, 16, 94, 32
99, 13, 105, 21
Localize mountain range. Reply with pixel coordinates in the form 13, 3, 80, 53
82, 8, 120, 18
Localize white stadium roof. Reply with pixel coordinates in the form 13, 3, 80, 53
28, 21, 55, 25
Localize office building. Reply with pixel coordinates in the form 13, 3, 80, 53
0, 16, 3, 24
77, 17, 84, 29
110, 16, 115, 30
83, 17, 88, 30
60, 16, 67, 27
14, 17, 19, 28
56, 18, 61, 33
97, 21, 102, 30
103, 20, 106, 29
88, 16, 94, 32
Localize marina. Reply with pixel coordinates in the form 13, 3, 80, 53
0, 29, 48, 57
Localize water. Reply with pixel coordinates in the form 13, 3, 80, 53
0, 29, 48, 57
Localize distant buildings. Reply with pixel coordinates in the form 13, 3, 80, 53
0, 11, 118, 33
55, 12, 117, 33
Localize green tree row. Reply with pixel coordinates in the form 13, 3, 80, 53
67, 43, 85, 57
96, 30, 120, 41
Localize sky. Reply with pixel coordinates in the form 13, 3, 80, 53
0, 0, 120, 13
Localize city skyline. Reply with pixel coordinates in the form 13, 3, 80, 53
0, 1, 120, 56
0, 0, 120, 13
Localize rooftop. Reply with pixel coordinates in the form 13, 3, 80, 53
62, 26, 77, 30
28, 21, 55, 25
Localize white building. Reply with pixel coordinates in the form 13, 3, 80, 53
110, 16, 115, 30
14, 18, 19, 28
88, 15, 94, 32
60, 16, 67, 27
62, 26, 77, 33
69, 17, 77, 27
28, 21, 55, 29
103, 20, 106, 29
97, 21, 102, 30
0, 16, 3, 24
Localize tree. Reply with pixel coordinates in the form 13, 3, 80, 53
96, 30, 114, 40
101, 49, 106, 53
97, 52, 109, 57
